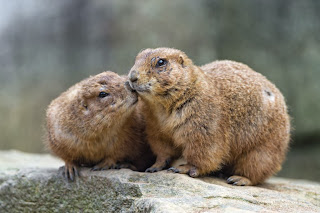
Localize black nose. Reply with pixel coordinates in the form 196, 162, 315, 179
129, 70, 138, 82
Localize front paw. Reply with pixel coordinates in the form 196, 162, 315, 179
145, 167, 162, 173
114, 162, 137, 171
145, 157, 172, 173
91, 161, 137, 171
167, 167, 180, 173
91, 158, 117, 171
61, 163, 80, 181
167, 164, 199, 177
91, 164, 114, 171
227, 175, 252, 186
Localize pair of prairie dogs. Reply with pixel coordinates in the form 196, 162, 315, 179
46, 47, 290, 186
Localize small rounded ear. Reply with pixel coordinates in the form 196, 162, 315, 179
178, 55, 184, 65
81, 99, 88, 110
82, 82, 100, 99
178, 54, 192, 67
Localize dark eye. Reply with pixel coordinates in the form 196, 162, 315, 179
98, 92, 109, 98
156, 59, 167, 67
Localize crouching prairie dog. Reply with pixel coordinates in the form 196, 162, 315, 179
128, 48, 290, 186
46, 71, 154, 181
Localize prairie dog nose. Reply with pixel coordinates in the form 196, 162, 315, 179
129, 70, 138, 82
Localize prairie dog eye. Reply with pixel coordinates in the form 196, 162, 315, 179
156, 59, 167, 67
98, 92, 110, 98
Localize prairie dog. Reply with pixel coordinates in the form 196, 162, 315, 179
127, 48, 290, 186
46, 71, 154, 180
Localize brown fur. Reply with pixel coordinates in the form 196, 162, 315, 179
128, 48, 290, 186
45, 71, 154, 181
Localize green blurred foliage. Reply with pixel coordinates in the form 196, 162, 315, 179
0, 0, 319, 181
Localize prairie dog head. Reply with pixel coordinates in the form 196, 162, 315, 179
74, 71, 138, 129
128, 48, 194, 98
46, 71, 139, 144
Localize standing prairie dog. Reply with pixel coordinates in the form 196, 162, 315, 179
46, 71, 154, 181
128, 48, 290, 186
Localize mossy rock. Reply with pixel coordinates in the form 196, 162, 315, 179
0, 150, 319, 212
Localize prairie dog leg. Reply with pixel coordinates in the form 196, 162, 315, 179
146, 154, 172, 173
145, 136, 179, 173
230, 145, 282, 186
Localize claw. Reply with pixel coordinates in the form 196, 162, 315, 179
69, 171, 74, 181
167, 167, 180, 173
145, 167, 160, 173
227, 177, 234, 184
91, 166, 101, 171
63, 166, 67, 180
74, 167, 80, 178
61, 163, 80, 181
227, 175, 252, 186
232, 181, 245, 186
68, 166, 74, 181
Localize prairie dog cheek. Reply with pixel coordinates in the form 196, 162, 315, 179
139, 75, 151, 86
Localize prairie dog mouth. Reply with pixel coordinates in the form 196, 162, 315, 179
124, 81, 138, 106
126, 80, 151, 94
125, 81, 136, 92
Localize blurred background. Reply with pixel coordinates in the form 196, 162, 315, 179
0, 0, 319, 182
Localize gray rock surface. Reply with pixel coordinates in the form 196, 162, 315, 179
0, 150, 319, 212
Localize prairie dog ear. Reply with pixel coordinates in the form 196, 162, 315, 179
178, 54, 192, 67
82, 82, 100, 99
81, 99, 88, 110
78, 89, 89, 110
178, 55, 184, 65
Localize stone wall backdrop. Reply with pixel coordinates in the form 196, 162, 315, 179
0, 0, 320, 211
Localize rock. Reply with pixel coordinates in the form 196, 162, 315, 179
0, 150, 319, 212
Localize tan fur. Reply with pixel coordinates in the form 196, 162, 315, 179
128, 48, 290, 186
45, 71, 154, 180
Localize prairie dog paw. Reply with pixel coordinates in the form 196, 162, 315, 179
227, 175, 252, 186
145, 167, 162, 173
167, 164, 199, 177
61, 163, 80, 181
